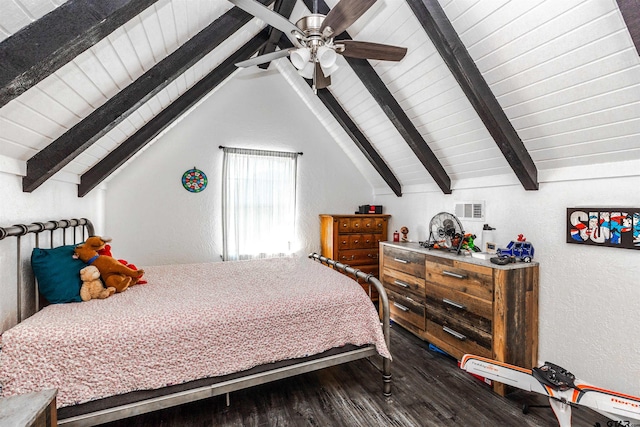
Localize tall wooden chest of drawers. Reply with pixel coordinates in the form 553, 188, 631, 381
380, 242, 539, 395
320, 214, 390, 300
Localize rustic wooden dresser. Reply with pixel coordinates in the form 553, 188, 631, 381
380, 241, 539, 395
320, 214, 390, 300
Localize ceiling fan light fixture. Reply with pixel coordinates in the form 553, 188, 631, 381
316, 46, 337, 68
298, 61, 315, 79
291, 48, 311, 70
321, 62, 339, 77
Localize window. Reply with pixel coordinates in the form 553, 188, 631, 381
221, 147, 299, 261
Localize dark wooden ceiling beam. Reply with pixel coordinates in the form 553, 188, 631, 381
301, 0, 451, 194
0, 0, 159, 109
617, 0, 640, 56
316, 88, 402, 197
345, 57, 451, 194
406, 0, 539, 191
23, 0, 274, 193
78, 31, 269, 197
257, 0, 297, 69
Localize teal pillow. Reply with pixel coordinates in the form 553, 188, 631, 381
31, 245, 86, 304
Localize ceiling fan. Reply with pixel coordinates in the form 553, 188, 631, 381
231, 0, 408, 91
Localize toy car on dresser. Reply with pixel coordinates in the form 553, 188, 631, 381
496, 240, 535, 263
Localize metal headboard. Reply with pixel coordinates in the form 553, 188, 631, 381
0, 218, 94, 326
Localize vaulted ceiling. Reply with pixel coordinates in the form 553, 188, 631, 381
1, 0, 639, 197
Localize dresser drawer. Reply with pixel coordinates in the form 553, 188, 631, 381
425, 297, 492, 346
350, 217, 364, 232
383, 246, 426, 279
425, 281, 493, 320
338, 235, 363, 249
361, 217, 376, 231
357, 217, 387, 233
338, 248, 379, 264
382, 267, 425, 303
336, 217, 366, 233
387, 289, 425, 331
345, 234, 377, 249
337, 217, 352, 232
425, 319, 492, 359
425, 257, 493, 302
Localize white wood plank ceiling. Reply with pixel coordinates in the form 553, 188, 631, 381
0, 0, 639, 194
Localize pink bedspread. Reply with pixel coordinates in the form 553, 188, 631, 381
0, 257, 389, 408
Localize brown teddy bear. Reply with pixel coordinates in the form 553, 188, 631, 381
79, 265, 116, 301
74, 236, 144, 293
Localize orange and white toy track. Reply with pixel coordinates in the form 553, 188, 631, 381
460, 354, 640, 427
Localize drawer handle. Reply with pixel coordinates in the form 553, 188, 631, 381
393, 258, 409, 264
443, 326, 467, 341
442, 298, 466, 310
442, 270, 467, 279
394, 280, 410, 288
393, 302, 410, 312
368, 253, 379, 259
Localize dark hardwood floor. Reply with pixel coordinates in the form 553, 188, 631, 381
99, 325, 610, 426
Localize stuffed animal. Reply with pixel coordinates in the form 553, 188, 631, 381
74, 236, 144, 293
98, 244, 147, 284
79, 265, 116, 301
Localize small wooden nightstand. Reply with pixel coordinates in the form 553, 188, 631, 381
0, 389, 57, 427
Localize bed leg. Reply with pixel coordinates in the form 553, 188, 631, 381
226, 392, 230, 407
383, 358, 392, 397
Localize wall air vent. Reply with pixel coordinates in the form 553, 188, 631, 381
454, 201, 485, 221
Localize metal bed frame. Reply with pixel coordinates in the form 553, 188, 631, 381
0, 218, 391, 427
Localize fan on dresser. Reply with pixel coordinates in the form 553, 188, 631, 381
230, 0, 408, 91
423, 212, 465, 254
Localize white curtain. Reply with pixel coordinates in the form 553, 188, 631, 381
222, 147, 299, 261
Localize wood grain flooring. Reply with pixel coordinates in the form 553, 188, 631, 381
99, 325, 610, 426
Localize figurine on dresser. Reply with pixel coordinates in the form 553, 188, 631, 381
400, 226, 409, 242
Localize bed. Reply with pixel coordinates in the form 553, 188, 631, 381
0, 218, 391, 426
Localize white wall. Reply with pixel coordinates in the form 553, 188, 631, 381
104, 67, 374, 265
0, 172, 104, 332
375, 174, 640, 397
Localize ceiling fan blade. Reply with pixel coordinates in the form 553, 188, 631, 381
339, 40, 407, 61
235, 49, 292, 68
228, 0, 302, 46
320, 0, 377, 37
315, 62, 331, 89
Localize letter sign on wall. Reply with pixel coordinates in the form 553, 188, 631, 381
567, 208, 640, 250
